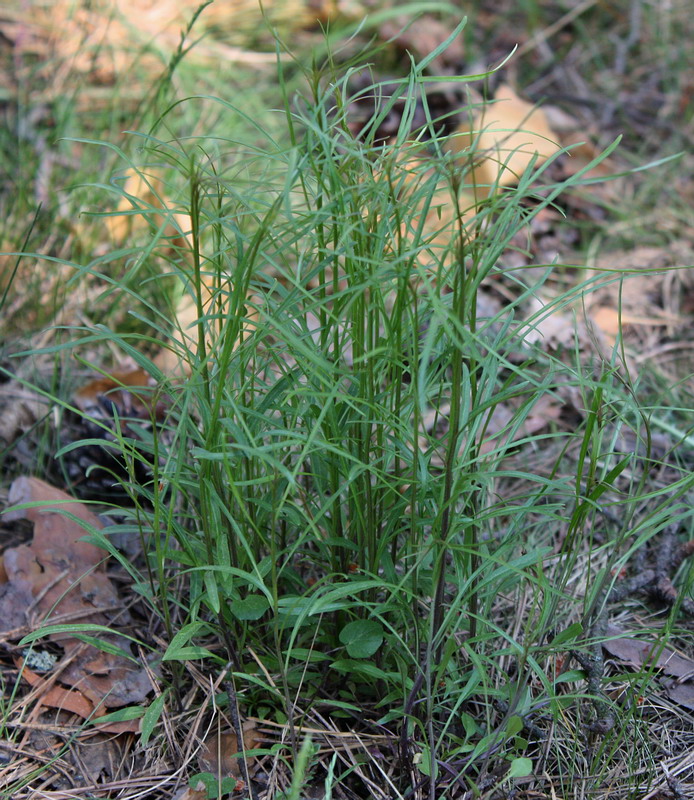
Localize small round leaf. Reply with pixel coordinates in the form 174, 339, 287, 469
507, 756, 533, 779
339, 620, 383, 658
230, 595, 269, 621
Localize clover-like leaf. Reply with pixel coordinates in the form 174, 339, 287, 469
230, 594, 269, 621
339, 619, 383, 658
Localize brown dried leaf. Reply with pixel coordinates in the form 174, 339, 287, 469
556, 133, 616, 181
174, 786, 208, 800
0, 380, 50, 449
603, 625, 694, 679
2, 478, 153, 710
395, 85, 559, 269
68, 731, 121, 782
103, 168, 260, 375
90, 717, 142, 734
19, 660, 97, 719
104, 167, 204, 374
523, 303, 583, 350
4, 476, 111, 596
603, 625, 694, 711
18, 659, 139, 731
198, 721, 261, 779
11, 0, 344, 90
105, 169, 192, 251
73, 368, 162, 419
388, 152, 479, 273
588, 245, 694, 333
664, 681, 694, 711
542, 105, 583, 136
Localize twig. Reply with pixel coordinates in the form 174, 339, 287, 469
400, 671, 424, 797
222, 671, 252, 796
572, 645, 615, 734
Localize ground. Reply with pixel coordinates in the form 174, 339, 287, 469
1, 2, 694, 799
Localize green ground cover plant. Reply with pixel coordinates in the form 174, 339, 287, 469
1, 3, 694, 799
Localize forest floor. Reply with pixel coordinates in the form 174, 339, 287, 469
1, 2, 694, 799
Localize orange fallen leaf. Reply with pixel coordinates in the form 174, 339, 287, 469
74, 368, 156, 410
589, 305, 683, 339
90, 716, 142, 735
16, 656, 140, 732
447, 84, 558, 193
19, 659, 96, 719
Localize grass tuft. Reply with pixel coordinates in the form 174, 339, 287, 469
2, 7, 694, 798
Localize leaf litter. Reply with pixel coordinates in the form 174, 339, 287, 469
603, 624, 694, 711
1, 476, 156, 719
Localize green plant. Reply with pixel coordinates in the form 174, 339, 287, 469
6, 18, 694, 800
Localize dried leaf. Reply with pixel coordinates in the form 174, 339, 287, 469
664, 681, 694, 711
11, 0, 344, 91
89, 717, 142, 735
19, 660, 96, 719
105, 169, 191, 251
555, 133, 616, 181
0, 380, 50, 449
73, 368, 156, 414
4, 476, 111, 584
72, 368, 168, 433
59, 368, 173, 498
173, 787, 208, 800
524, 303, 582, 350
603, 625, 694, 679
589, 305, 683, 340
478, 393, 563, 454
67, 731, 121, 781
542, 105, 583, 135
2, 477, 154, 710
104, 168, 260, 375
198, 721, 261, 778
587, 244, 694, 341
448, 84, 558, 192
